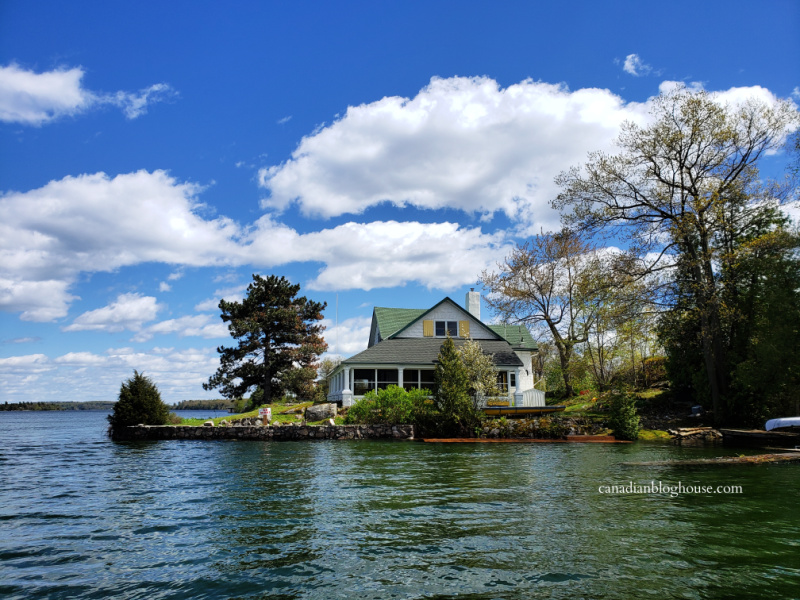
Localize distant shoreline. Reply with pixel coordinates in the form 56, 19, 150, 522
0, 402, 227, 412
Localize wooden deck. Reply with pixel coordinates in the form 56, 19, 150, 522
423, 435, 631, 444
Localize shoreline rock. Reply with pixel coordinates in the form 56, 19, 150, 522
110, 423, 415, 442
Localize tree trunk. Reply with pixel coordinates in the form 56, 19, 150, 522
263, 338, 272, 405
558, 343, 574, 398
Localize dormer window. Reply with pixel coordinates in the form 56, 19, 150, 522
435, 321, 458, 337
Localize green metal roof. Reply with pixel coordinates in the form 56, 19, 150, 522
373, 307, 426, 339
488, 324, 538, 351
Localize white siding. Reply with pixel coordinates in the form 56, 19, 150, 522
513, 350, 534, 391
395, 302, 496, 339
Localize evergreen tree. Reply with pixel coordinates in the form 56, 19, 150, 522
108, 371, 170, 429
434, 336, 479, 435
204, 274, 327, 405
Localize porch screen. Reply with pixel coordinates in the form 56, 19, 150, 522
377, 369, 398, 390
403, 369, 419, 391
402, 369, 436, 391
420, 369, 436, 391
353, 369, 375, 395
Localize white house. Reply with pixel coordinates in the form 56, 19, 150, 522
327, 291, 545, 408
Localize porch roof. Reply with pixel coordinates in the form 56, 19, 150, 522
343, 338, 524, 367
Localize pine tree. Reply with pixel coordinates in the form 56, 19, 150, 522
108, 371, 170, 429
434, 336, 479, 435
204, 274, 327, 405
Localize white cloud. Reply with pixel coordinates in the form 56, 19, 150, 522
0, 346, 223, 403
0, 277, 77, 321
194, 284, 247, 312
64, 293, 161, 333
320, 315, 372, 355
131, 314, 229, 342
277, 115, 292, 124
159, 281, 172, 292
0, 353, 51, 373
0, 63, 176, 125
0, 170, 241, 320
243, 217, 512, 291
258, 76, 652, 229
1, 80, 793, 321
623, 54, 652, 76
110, 83, 175, 119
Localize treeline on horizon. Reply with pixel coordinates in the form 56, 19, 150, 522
170, 399, 234, 410
2, 399, 234, 411
1, 401, 117, 411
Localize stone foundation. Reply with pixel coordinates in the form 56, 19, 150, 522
110, 423, 415, 442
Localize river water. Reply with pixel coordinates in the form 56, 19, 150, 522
1, 411, 798, 600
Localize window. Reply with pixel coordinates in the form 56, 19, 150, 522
435, 321, 458, 337
496, 371, 508, 393
496, 372, 516, 393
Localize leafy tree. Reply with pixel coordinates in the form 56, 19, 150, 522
108, 371, 170, 429
554, 87, 798, 423
204, 274, 327, 405
458, 338, 499, 402
481, 228, 617, 397
316, 356, 342, 400
434, 336, 480, 435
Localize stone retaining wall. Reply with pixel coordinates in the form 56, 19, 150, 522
110, 423, 416, 442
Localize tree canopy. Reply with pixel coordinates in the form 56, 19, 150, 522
553, 87, 799, 424
203, 274, 327, 405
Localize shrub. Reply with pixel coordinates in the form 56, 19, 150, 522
607, 391, 640, 441
108, 371, 170, 429
343, 385, 432, 426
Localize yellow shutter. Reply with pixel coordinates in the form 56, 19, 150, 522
423, 320, 434, 337
458, 320, 470, 338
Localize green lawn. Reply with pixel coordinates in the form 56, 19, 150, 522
178, 400, 316, 426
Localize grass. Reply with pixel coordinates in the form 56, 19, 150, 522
178, 400, 316, 426
638, 429, 671, 441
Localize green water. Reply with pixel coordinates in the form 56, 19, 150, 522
1, 411, 798, 599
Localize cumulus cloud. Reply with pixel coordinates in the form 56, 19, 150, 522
0, 170, 241, 320
244, 217, 512, 291
320, 315, 372, 355
2, 80, 793, 321
0, 346, 222, 403
623, 54, 652, 76
131, 314, 229, 342
63, 293, 162, 333
258, 76, 651, 229
159, 282, 172, 292
0, 63, 176, 125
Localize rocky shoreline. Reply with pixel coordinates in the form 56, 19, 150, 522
110, 423, 416, 441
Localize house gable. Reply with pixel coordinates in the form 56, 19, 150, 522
390, 297, 502, 341
368, 307, 427, 347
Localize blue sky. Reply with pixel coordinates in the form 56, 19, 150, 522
1, 0, 798, 403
